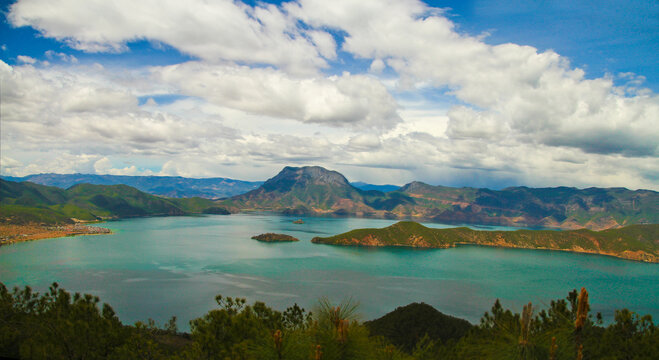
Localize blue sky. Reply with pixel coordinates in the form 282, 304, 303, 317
1, 0, 657, 190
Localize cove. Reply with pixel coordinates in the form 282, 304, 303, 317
1, 213, 657, 332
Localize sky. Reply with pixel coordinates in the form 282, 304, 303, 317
1, 0, 658, 190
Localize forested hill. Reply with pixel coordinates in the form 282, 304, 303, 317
220, 166, 658, 230
1, 173, 262, 199
0, 179, 218, 224
311, 221, 659, 263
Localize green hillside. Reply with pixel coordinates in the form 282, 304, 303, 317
312, 221, 659, 262
0, 179, 221, 224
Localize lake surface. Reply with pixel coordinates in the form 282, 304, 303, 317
1, 214, 657, 331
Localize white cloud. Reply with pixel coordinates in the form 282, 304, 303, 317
17, 55, 36, 64
0, 61, 238, 160
93, 157, 153, 176
156, 62, 400, 128
45, 50, 78, 63
290, 0, 659, 157
348, 133, 381, 151
3, 0, 658, 191
446, 106, 506, 140
0, 156, 22, 172
369, 58, 385, 74
9, 0, 333, 75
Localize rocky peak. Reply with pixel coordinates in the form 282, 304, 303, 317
261, 166, 351, 192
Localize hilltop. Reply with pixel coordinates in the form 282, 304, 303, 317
311, 221, 659, 263
221, 166, 385, 215
220, 166, 658, 230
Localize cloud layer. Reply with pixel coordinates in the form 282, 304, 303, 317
2, 0, 658, 190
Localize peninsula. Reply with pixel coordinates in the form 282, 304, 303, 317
311, 221, 659, 263
0, 223, 111, 245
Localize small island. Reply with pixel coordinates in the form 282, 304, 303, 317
292, 219, 304, 224
311, 221, 659, 263
251, 233, 299, 242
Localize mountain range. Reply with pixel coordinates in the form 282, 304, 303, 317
0, 173, 394, 198
219, 166, 658, 230
2, 165, 658, 230
0, 179, 216, 224
1, 174, 262, 199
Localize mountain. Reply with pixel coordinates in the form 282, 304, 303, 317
365, 302, 473, 352
311, 221, 659, 262
0, 179, 219, 224
220, 166, 402, 215
220, 166, 658, 230
1, 173, 262, 199
350, 181, 400, 192
396, 182, 658, 230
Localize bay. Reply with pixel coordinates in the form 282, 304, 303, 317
1, 213, 657, 332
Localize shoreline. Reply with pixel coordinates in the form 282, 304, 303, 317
0, 223, 112, 246
312, 239, 659, 264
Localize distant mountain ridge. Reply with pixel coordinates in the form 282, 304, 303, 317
0, 179, 217, 224
350, 182, 400, 192
220, 166, 658, 230
1, 173, 262, 199
0, 173, 395, 199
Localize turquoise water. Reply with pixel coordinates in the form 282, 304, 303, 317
1, 214, 657, 331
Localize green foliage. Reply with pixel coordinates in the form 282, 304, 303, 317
0, 282, 128, 359
1, 283, 658, 359
1, 179, 217, 225
201, 206, 231, 215
251, 233, 299, 242
365, 302, 473, 352
313, 221, 659, 262
0, 204, 74, 224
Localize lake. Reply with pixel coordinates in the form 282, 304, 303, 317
1, 213, 657, 331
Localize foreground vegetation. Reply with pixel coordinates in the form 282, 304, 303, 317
312, 221, 659, 263
1, 282, 657, 359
